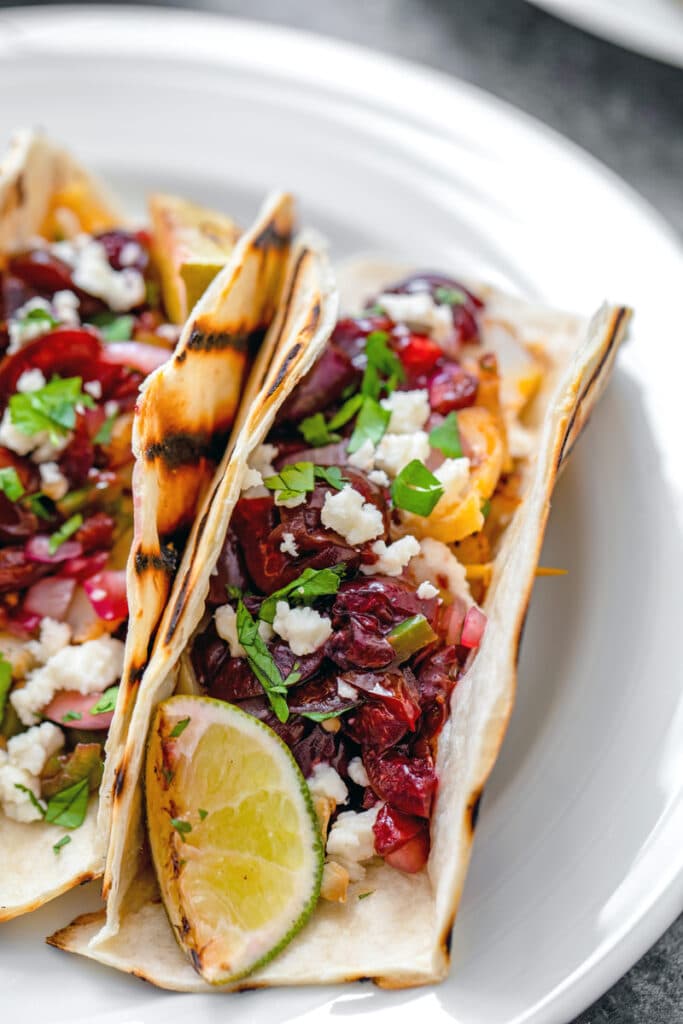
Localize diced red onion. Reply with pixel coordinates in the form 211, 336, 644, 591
460, 605, 487, 648
6, 610, 41, 637
84, 570, 127, 621
44, 690, 114, 730
100, 342, 169, 375
61, 551, 109, 581
443, 597, 467, 646
25, 535, 83, 564
24, 576, 76, 620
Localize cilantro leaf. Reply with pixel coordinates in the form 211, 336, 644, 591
0, 467, 25, 501
89, 685, 119, 716
61, 711, 83, 723
170, 717, 190, 738
20, 307, 58, 330
53, 835, 71, 855
94, 410, 118, 445
361, 331, 404, 400
198, 808, 208, 821
170, 817, 192, 840
48, 513, 83, 555
258, 565, 346, 625
391, 460, 444, 516
429, 412, 463, 458
299, 413, 341, 447
357, 890, 374, 900
299, 706, 357, 722
314, 466, 347, 490
263, 462, 314, 503
91, 313, 135, 342
226, 584, 243, 601
25, 492, 53, 521
9, 375, 95, 445
236, 600, 291, 722
44, 777, 89, 829
328, 393, 364, 430
481, 498, 491, 519
347, 397, 390, 454
434, 286, 466, 306
0, 653, 12, 728
14, 784, 46, 817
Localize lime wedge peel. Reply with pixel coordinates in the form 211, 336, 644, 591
145, 695, 323, 985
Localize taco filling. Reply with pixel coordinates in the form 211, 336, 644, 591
189, 272, 544, 897
0, 223, 179, 832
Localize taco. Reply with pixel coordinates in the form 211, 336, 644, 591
0, 130, 294, 920
49, 246, 629, 988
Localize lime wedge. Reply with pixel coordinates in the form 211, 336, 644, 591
145, 695, 323, 985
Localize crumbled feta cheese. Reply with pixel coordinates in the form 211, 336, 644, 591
274, 491, 307, 508
84, 379, 102, 400
374, 431, 430, 477
156, 323, 181, 343
361, 535, 420, 577
70, 238, 145, 312
434, 457, 471, 506
307, 763, 348, 806
0, 722, 65, 823
272, 601, 332, 656
7, 297, 52, 354
10, 635, 125, 726
16, 368, 47, 393
39, 461, 69, 500
241, 467, 263, 492
118, 241, 142, 267
409, 537, 472, 605
347, 757, 370, 788
249, 444, 278, 478
380, 389, 430, 434
417, 580, 439, 600
320, 485, 384, 546
337, 679, 358, 700
104, 400, 119, 418
214, 604, 245, 658
378, 291, 453, 344
27, 618, 72, 664
326, 804, 381, 869
52, 289, 80, 325
214, 604, 271, 658
368, 469, 390, 487
347, 439, 376, 472
7, 722, 64, 776
0, 760, 44, 822
280, 532, 300, 557
0, 408, 70, 464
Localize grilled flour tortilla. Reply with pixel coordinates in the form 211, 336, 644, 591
49, 250, 629, 988
0, 131, 294, 920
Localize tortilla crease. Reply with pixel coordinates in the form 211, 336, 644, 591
0, 130, 294, 921
48, 254, 630, 988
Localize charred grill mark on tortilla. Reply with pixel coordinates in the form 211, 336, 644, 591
467, 790, 483, 833
144, 432, 213, 469
186, 326, 256, 354
252, 220, 291, 251
113, 764, 126, 800
134, 546, 177, 576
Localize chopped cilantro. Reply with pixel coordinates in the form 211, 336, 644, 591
94, 410, 118, 445
44, 778, 89, 829
314, 466, 347, 490
0, 467, 25, 501
226, 584, 243, 601
258, 565, 346, 625
0, 653, 12, 728
429, 412, 463, 458
52, 835, 71, 855
14, 784, 46, 817
198, 808, 208, 821
434, 286, 466, 306
481, 498, 492, 519
170, 818, 192, 840
89, 685, 119, 716
20, 307, 58, 330
236, 600, 299, 722
300, 706, 356, 722
361, 330, 404, 400
9, 375, 95, 444
299, 413, 340, 447
48, 513, 83, 555
162, 766, 175, 785
170, 717, 190, 738
61, 711, 83, 723
263, 461, 314, 504
357, 890, 374, 900
328, 393, 364, 430
347, 397, 390, 454
25, 492, 53, 521
391, 460, 444, 517
92, 313, 135, 342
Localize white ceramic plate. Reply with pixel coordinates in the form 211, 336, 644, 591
526, 0, 683, 67
0, 8, 682, 1023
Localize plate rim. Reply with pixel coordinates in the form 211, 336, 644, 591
0, 7, 681, 1022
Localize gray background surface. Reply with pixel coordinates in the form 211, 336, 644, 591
1, 0, 681, 1020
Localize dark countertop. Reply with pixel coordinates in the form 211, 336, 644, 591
2, 0, 682, 1020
